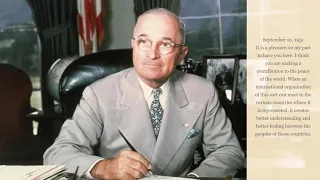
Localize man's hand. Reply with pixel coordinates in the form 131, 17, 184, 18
90, 150, 152, 180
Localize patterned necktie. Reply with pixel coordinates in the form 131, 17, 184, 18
149, 88, 163, 138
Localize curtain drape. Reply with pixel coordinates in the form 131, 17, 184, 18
77, 0, 104, 56
26, 0, 79, 115
133, 0, 181, 19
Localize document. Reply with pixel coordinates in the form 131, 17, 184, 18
140, 175, 196, 179
0, 165, 67, 180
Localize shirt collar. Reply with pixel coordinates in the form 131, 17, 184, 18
138, 77, 170, 100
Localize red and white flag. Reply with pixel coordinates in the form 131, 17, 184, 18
77, 0, 104, 56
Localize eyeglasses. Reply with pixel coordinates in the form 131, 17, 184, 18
132, 37, 184, 55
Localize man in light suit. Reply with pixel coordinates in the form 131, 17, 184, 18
43, 8, 245, 180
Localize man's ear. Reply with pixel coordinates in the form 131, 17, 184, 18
177, 46, 188, 64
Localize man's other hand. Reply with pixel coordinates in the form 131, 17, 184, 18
90, 150, 152, 180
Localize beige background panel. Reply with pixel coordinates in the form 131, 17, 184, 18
263, 0, 301, 12
247, 0, 260, 13
248, 0, 320, 179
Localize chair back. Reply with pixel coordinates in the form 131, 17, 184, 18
59, 49, 133, 119
0, 64, 33, 142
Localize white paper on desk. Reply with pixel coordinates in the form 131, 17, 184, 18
140, 175, 196, 180
0, 165, 66, 180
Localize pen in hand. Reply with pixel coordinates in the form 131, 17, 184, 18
118, 130, 154, 176
69, 166, 78, 180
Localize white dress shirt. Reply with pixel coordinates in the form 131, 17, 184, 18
137, 77, 169, 111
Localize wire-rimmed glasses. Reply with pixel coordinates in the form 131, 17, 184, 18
132, 37, 184, 55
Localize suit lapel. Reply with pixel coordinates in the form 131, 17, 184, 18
151, 73, 203, 174
109, 70, 156, 161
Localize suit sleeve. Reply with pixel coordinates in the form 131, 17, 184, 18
190, 85, 245, 177
43, 86, 104, 176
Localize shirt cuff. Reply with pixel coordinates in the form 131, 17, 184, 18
187, 172, 200, 178
84, 158, 104, 179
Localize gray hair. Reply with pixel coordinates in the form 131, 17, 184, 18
135, 8, 185, 44
218, 63, 228, 72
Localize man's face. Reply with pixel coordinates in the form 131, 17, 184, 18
218, 65, 226, 73
131, 13, 188, 84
